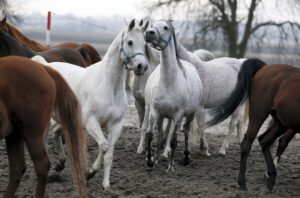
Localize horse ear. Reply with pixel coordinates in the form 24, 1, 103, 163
139, 19, 143, 26
128, 19, 135, 31
1, 15, 7, 24
141, 20, 149, 32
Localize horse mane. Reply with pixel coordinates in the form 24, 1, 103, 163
165, 20, 186, 77
144, 44, 160, 66
0, 30, 35, 57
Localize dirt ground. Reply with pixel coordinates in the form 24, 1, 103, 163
1, 98, 300, 197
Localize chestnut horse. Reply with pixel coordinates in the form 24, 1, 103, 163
0, 56, 88, 198
206, 58, 300, 191
0, 16, 101, 65
0, 30, 88, 66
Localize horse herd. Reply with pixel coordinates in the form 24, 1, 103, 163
0, 16, 299, 197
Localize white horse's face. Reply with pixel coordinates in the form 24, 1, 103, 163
145, 20, 173, 50
120, 19, 148, 76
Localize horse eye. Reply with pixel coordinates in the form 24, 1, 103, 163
164, 26, 168, 30
128, 40, 133, 46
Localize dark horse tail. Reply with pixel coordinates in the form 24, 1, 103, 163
206, 58, 267, 127
44, 67, 88, 198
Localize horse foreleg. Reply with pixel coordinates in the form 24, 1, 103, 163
258, 121, 286, 191
146, 110, 159, 167
86, 117, 108, 179
137, 106, 150, 154
182, 114, 194, 165
196, 107, 211, 156
167, 115, 182, 172
24, 135, 50, 198
4, 133, 26, 198
135, 99, 145, 128
102, 121, 122, 190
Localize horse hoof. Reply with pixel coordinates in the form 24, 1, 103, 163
55, 162, 65, 172
239, 185, 247, 191
87, 169, 97, 180
102, 184, 110, 191
137, 146, 144, 154
218, 149, 226, 156
182, 159, 190, 166
266, 176, 276, 191
146, 158, 155, 167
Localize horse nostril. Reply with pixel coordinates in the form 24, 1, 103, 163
137, 64, 142, 70
149, 30, 155, 35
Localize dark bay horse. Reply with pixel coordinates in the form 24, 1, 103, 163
206, 58, 300, 191
0, 30, 88, 66
0, 16, 101, 65
0, 56, 88, 198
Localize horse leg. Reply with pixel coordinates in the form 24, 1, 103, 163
275, 129, 296, 165
137, 105, 150, 154
238, 116, 267, 191
258, 120, 287, 191
163, 119, 172, 145
155, 117, 164, 162
182, 114, 194, 165
24, 134, 50, 198
219, 109, 239, 155
161, 120, 174, 158
167, 115, 182, 172
146, 110, 159, 167
196, 107, 211, 156
86, 117, 108, 179
135, 99, 145, 128
3, 133, 26, 198
102, 121, 122, 190
53, 127, 66, 172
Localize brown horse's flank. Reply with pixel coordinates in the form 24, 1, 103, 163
0, 56, 87, 197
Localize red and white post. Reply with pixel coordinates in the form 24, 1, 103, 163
46, 11, 51, 45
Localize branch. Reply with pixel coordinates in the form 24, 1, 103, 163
251, 21, 300, 34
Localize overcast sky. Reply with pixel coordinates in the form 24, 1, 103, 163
22, 0, 145, 17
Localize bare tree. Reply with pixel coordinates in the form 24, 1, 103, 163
0, 0, 22, 23
146, 0, 300, 58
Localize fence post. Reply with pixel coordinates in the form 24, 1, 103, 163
46, 11, 51, 45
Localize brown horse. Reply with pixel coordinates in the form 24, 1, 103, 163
206, 58, 300, 191
0, 16, 101, 65
0, 30, 88, 66
0, 56, 88, 198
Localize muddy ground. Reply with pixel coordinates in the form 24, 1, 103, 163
1, 101, 300, 198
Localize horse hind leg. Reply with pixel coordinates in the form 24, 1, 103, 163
275, 129, 296, 165
219, 108, 239, 155
195, 107, 211, 156
24, 132, 50, 198
3, 132, 26, 198
258, 120, 287, 191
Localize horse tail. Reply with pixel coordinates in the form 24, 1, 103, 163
44, 67, 88, 198
76, 47, 90, 66
206, 58, 266, 128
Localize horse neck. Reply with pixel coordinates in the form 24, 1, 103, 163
0, 35, 36, 57
8, 24, 48, 51
160, 36, 181, 84
177, 41, 206, 67
91, 32, 126, 92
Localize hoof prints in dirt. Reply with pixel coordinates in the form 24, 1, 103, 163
0, 127, 300, 197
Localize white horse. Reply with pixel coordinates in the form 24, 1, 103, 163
142, 20, 203, 171
131, 45, 215, 128
193, 49, 216, 61
32, 19, 149, 190
176, 36, 246, 156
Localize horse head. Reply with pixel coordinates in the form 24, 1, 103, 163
119, 19, 148, 76
145, 20, 175, 51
